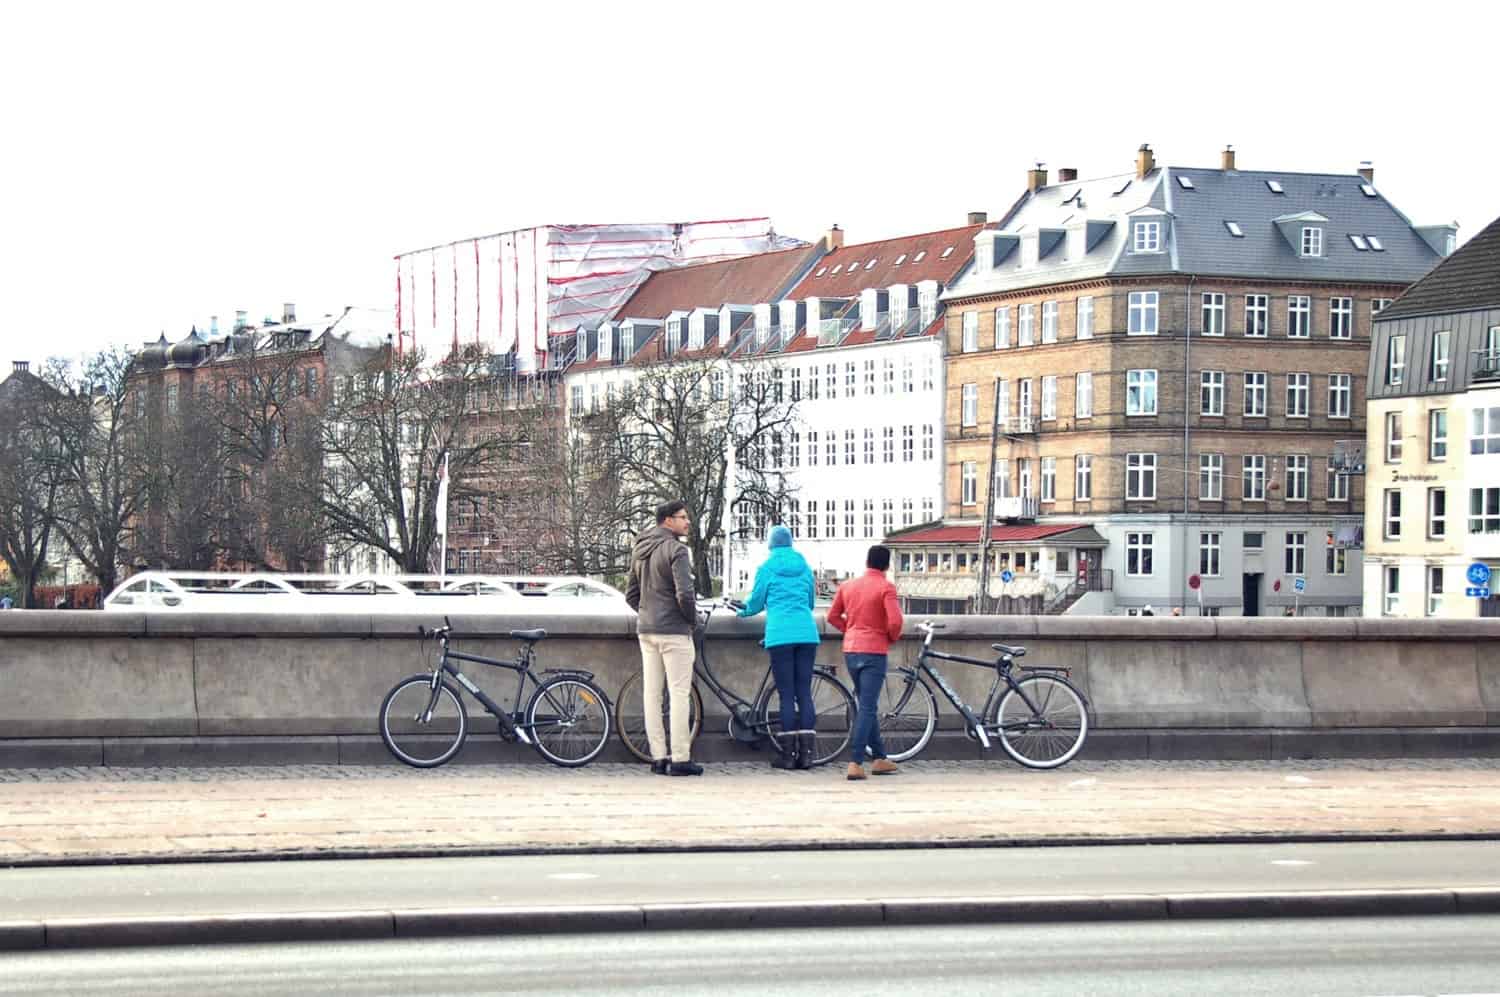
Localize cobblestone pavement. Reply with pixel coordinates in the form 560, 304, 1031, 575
2, 759, 1498, 864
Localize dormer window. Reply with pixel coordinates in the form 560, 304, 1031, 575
576, 328, 586, 358
1301, 226, 1323, 257
599, 326, 612, 361
1132, 221, 1162, 253
622, 328, 635, 359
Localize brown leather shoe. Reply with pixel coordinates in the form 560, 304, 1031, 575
871, 758, 900, 776
846, 763, 867, 781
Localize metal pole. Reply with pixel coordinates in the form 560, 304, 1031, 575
1183, 276, 1196, 613
975, 377, 1003, 614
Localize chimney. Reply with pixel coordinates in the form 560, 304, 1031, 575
1057, 168, 1078, 183
824, 225, 844, 251
967, 211, 987, 225
1358, 161, 1375, 184
1221, 145, 1236, 171
234, 310, 248, 331
209, 315, 219, 336
283, 302, 296, 323
11, 360, 29, 374
1027, 163, 1048, 192
1136, 144, 1155, 179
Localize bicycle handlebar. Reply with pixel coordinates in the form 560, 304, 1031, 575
419, 615, 454, 640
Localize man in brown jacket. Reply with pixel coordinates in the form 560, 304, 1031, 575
625, 500, 702, 775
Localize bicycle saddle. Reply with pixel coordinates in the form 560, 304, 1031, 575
992, 643, 1026, 657
509, 629, 547, 642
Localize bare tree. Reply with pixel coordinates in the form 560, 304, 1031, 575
589, 359, 798, 594
524, 422, 636, 579
0, 368, 63, 607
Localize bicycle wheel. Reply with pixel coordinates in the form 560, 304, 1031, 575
380, 674, 468, 768
989, 673, 1089, 770
877, 669, 938, 763
614, 671, 703, 763
754, 671, 854, 767
526, 676, 613, 767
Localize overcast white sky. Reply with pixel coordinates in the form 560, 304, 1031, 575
3, 0, 1496, 368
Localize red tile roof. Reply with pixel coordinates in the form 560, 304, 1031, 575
886, 523, 1092, 545
614, 245, 824, 321
786, 224, 986, 300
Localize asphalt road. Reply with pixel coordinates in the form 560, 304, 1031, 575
3, 840, 1499, 921
3, 917, 1499, 996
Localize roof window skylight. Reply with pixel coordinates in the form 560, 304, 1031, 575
1224, 221, 1244, 237
864, 259, 877, 270
1349, 235, 1369, 251
1177, 176, 1195, 190
940, 247, 954, 259
893, 254, 907, 265
912, 250, 927, 263
830, 264, 842, 275
1113, 179, 1132, 196
1266, 180, 1285, 194
815, 266, 827, 277
1361, 184, 1377, 197
1366, 235, 1385, 251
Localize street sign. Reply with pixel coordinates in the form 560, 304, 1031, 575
1000, 570, 1014, 583
1273, 579, 1281, 593
1466, 586, 1492, 599
1188, 574, 1201, 590
1293, 577, 1306, 594
1468, 563, 1492, 587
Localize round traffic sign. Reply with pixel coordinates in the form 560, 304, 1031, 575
1468, 562, 1492, 587
1273, 579, 1281, 593
1188, 574, 1201, 590
1000, 570, 1014, 583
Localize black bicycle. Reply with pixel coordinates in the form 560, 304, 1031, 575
379, 617, 613, 768
877, 621, 1089, 769
615, 600, 856, 767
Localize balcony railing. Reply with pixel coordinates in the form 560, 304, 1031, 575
817, 317, 858, 346
1001, 414, 1036, 435
993, 496, 1040, 521
1474, 349, 1500, 381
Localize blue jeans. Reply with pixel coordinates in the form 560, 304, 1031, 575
845, 653, 888, 765
768, 643, 817, 732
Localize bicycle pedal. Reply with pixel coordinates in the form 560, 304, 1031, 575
973, 727, 992, 749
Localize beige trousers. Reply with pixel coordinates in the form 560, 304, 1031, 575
638, 633, 696, 762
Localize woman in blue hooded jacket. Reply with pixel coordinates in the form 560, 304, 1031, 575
737, 524, 820, 769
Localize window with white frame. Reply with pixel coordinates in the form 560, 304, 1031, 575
840, 500, 854, 539
902, 425, 913, 462
1245, 294, 1269, 337
1330, 297, 1353, 339
1018, 458, 1033, 500
1243, 455, 1266, 500
1387, 334, 1406, 385
825, 432, 837, 465
1126, 452, 1156, 500
1126, 532, 1154, 575
843, 429, 855, 465
1386, 411, 1403, 462
882, 426, 894, 463
1041, 457, 1056, 501
961, 462, 977, 505
1042, 301, 1058, 343
1473, 407, 1500, 455
961, 311, 979, 353
1372, 298, 1393, 317
1285, 532, 1306, 576
1126, 369, 1158, 415
807, 430, 819, 467
1431, 330, 1451, 381
882, 357, 895, 395
1132, 221, 1161, 253
1201, 292, 1225, 336
569, 385, 583, 414
1041, 375, 1057, 420
919, 285, 938, 325
1384, 488, 1402, 539
825, 363, 837, 398
1429, 487, 1447, 539
1285, 455, 1309, 501
1327, 544, 1347, 575
1471, 487, 1500, 533
845, 362, 857, 393
922, 497, 935, 521
1127, 291, 1159, 335
922, 425, 934, 461
1075, 372, 1093, 417
1287, 295, 1311, 338
804, 501, 818, 539
961, 383, 978, 427
790, 366, 802, 401
994, 459, 1011, 498
1075, 454, 1093, 500
1427, 566, 1444, 617
1018, 303, 1035, 346
1200, 532, 1222, 576
1327, 461, 1349, 501
923, 356, 936, 391
901, 357, 913, 393
1243, 372, 1267, 417
1430, 409, 1448, 460
1301, 226, 1323, 257
997, 379, 1010, 427
863, 499, 875, 538
995, 306, 1011, 348
1076, 296, 1093, 340
901, 498, 914, 527
1018, 379, 1033, 423
1200, 452, 1224, 500
1383, 565, 1400, 616
1286, 372, 1309, 418
1201, 370, 1225, 416
863, 427, 875, 464
1328, 374, 1352, 418
864, 359, 876, 395
882, 499, 894, 535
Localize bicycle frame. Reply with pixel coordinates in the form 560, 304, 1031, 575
424, 631, 596, 739
693, 601, 838, 736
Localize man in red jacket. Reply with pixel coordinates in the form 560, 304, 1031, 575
827, 544, 904, 780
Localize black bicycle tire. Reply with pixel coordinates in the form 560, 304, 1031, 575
879, 669, 939, 763
752, 671, 855, 767
379, 674, 468, 768
614, 671, 704, 763
989, 674, 1089, 770
526, 675, 613, 768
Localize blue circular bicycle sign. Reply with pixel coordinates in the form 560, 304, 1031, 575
1469, 562, 1492, 587
1000, 570, 1014, 583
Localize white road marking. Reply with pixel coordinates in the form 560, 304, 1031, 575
1067, 778, 1097, 788
546, 872, 600, 881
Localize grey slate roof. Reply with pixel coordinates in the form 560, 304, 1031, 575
1374, 213, 1500, 322
946, 165, 1445, 299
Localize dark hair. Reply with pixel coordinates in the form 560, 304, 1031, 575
866, 544, 892, 571
656, 500, 688, 524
